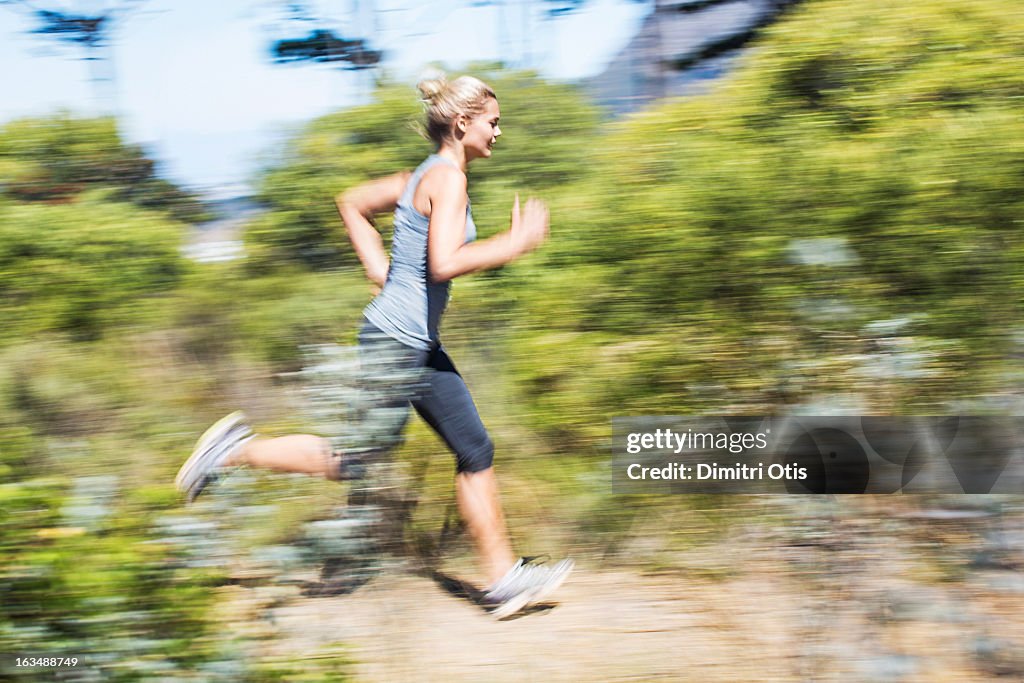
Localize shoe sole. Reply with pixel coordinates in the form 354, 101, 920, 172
175, 411, 249, 495
487, 587, 537, 619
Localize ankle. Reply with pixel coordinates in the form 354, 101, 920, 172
331, 450, 367, 481
488, 557, 520, 587
224, 439, 253, 467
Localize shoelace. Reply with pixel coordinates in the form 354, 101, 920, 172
487, 560, 552, 601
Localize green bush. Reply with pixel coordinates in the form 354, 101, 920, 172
0, 191, 187, 342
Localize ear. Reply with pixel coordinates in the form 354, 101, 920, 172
456, 113, 469, 134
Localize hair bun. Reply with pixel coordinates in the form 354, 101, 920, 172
417, 74, 449, 103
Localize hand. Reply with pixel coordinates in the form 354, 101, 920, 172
509, 193, 549, 256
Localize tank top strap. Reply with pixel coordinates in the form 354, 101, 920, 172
400, 154, 458, 207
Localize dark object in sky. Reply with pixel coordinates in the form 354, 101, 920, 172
30, 9, 107, 48
543, 0, 647, 18
662, 0, 802, 72
272, 29, 382, 70
587, 0, 805, 113
544, 0, 587, 17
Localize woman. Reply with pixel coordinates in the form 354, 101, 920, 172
175, 74, 572, 618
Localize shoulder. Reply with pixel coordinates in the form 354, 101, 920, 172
420, 162, 466, 197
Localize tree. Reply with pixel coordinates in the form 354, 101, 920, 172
0, 113, 208, 223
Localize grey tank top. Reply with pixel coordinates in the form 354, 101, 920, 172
363, 154, 477, 350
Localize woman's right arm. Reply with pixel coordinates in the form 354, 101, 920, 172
335, 171, 411, 287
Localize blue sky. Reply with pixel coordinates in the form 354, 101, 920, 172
0, 0, 649, 196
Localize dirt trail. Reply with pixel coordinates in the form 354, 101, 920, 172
212, 498, 1024, 681
221, 550, 1020, 682
235, 568, 794, 682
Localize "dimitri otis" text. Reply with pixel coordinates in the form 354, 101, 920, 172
626, 462, 808, 481
626, 428, 769, 455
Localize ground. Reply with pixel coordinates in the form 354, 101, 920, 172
217, 507, 1024, 682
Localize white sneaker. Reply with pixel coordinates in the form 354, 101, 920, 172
175, 411, 254, 503
482, 556, 574, 618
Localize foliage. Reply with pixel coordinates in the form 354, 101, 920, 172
494, 0, 1024, 446
0, 113, 209, 224
0, 421, 222, 680
167, 261, 372, 371
0, 191, 187, 342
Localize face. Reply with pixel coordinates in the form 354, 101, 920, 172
457, 97, 501, 161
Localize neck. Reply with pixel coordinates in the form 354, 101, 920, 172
437, 143, 469, 171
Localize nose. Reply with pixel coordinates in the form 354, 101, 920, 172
494, 125, 502, 138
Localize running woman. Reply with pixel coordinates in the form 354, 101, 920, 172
175, 74, 572, 618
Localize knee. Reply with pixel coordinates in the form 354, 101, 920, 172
456, 434, 494, 474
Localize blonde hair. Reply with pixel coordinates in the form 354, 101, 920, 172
417, 73, 497, 146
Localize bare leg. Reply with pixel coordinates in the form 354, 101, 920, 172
226, 435, 339, 480
456, 467, 517, 586
227, 437, 516, 583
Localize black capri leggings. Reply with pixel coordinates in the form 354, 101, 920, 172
348, 318, 494, 474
